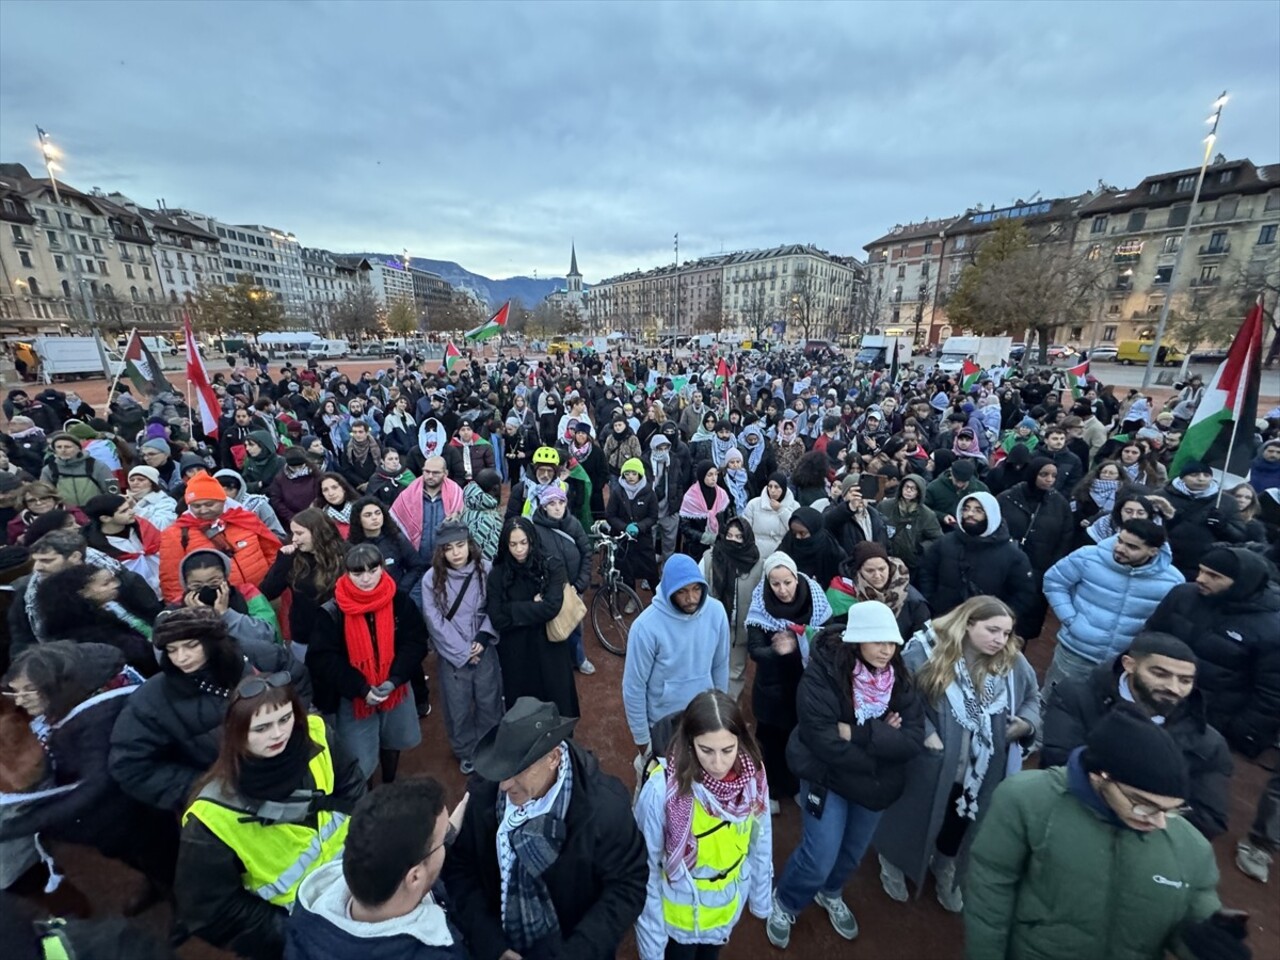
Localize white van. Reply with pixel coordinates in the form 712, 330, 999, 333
306, 339, 349, 359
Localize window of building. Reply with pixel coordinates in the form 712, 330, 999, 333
36, 208, 47, 223
61, 279, 71, 297
78, 236, 89, 252
1148, 182, 1162, 196
125, 264, 134, 279
891, 309, 900, 323
9, 224, 23, 241
921, 261, 930, 276
1069, 326, 1084, 340
1199, 265, 1218, 282
1207, 230, 1228, 252
953, 235, 967, 252
1091, 216, 1108, 234
1162, 236, 1181, 254
19, 251, 32, 268
84, 259, 95, 274
92, 238, 102, 254
1127, 211, 1147, 232
1168, 204, 1190, 228
166, 270, 174, 282
1154, 266, 1173, 284
148, 288, 155, 301
25, 277, 39, 295
137, 245, 146, 259
98, 261, 108, 276
142, 266, 150, 280
81, 216, 92, 230
923, 241, 933, 254
897, 265, 905, 278
1102, 325, 1118, 341
54, 255, 65, 271
1216, 197, 1239, 221
130, 286, 139, 301
1175, 176, 1196, 192
1219, 169, 1236, 185
1258, 224, 1277, 245
1, 199, 14, 214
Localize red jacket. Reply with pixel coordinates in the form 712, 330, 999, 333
158, 506, 282, 602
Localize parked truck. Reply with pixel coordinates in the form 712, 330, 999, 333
855, 335, 913, 368
33, 336, 124, 382
937, 335, 1013, 375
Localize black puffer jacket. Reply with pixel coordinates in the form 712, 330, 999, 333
916, 525, 1036, 621
785, 634, 925, 810
997, 483, 1074, 574
443, 741, 647, 960
1157, 482, 1247, 578
1143, 551, 1280, 758
822, 501, 890, 556
108, 636, 311, 812
529, 506, 592, 594
1041, 657, 1232, 838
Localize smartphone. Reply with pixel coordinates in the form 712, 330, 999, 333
803, 784, 828, 819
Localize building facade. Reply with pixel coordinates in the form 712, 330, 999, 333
364, 256, 416, 306
585, 243, 861, 342
545, 244, 587, 320
302, 247, 358, 332
410, 265, 453, 321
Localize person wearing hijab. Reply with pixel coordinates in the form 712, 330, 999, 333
997, 457, 1076, 639
737, 421, 774, 498
770, 416, 806, 478
239, 431, 282, 495
779, 506, 846, 592
746, 551, 832, 813
679, 460, 731, 563
742, 472, 799, 557
699, 516, 764, 700
603, 411, 643, 479
486, 516, 576, 718
826, 541, 931, 640
722, 447, 751, 515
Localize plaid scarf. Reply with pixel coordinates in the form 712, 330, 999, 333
499, 745, 573, 953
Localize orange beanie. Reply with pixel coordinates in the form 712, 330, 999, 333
184, 470, 227, 504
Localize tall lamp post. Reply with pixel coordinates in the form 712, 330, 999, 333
1141, 92, 1228, 389
672, 233, 679, 339
36, 127, 113, 379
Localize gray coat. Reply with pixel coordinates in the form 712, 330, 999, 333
872, 627, 1040, 895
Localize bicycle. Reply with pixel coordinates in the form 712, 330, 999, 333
587, 522, 644, 657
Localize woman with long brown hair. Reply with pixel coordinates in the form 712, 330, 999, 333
872, 595, 1039, 913
634, 689, 773, 960
309, 543, 428, 783
174, 674, 363, 959
261, 507, 346, 655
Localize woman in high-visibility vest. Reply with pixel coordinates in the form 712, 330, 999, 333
174, 674, 365, 960
634, 689, 773, 960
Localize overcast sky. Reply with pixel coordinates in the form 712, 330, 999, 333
2, 0, 1277, 282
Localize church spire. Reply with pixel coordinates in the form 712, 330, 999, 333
568, 242, 581, 278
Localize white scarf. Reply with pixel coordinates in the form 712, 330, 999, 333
945, 659, 1008, 820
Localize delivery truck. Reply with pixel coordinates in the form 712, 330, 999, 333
33, 336, 124, 381
937, 335, 1013, 375
855, 335, 913, 368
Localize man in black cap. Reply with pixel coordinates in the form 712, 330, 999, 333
966, 704, 1249, 960
1042, 631, 1232, 838
443, 698, 646, 960
923, 457, 988, 528
1144, 546, 1280, 758
1157, 460, 1247, 578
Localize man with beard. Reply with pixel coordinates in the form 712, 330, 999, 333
1041, 632, 1231, 840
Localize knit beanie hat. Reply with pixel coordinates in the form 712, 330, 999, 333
851, 541, 890, 572
128, 465, 161, 487
621, 457, 645, 477
1178, 459, 1211, 478
47, 432, 79, 449
66, 422, 98, 441
144, 422, 169, 441
761, 551, 798, 577
283, 447, 309, 466
950, 458, 976, 482
1199, 546, 1241, 581
184, 471, 227, 504
538, 484, 567, 505
142, 438, 171, 456
1082, 702, 1190, 798
842, 601, 902, 645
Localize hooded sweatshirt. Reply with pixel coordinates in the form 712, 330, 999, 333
214, 468, 287, 538
239, 430, 283, 494
622, 554, 730, 746
177, 548, 282, 646
286, 859, 466, 960
460, 482, 502, 561
421, 558, 496, 669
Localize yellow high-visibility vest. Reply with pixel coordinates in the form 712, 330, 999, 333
657, 773, 753, 936
182, 714, 348, 907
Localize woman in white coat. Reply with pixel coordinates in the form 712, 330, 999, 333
741, 472, 797, 557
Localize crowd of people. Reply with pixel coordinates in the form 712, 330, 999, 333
1, 339, 1278, 960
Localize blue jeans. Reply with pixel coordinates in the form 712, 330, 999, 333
775, 781, 883, 915
568, 624, 586, 668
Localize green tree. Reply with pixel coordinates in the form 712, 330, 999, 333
385, 299, 418, 337
190, 275, 284, 340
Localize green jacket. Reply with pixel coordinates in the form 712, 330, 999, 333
964, 766, 1219, 960
877, 474, 943, 569
923, 472, 988, 520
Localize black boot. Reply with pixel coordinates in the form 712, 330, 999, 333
379, 748, 401, 784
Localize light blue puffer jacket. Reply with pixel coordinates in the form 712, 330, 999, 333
1042, 535, 1185, 664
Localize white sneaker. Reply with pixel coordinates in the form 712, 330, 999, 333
769, 799, 781, 816
1236, 841, 1273, 883
931, 854, 963, 913
813, 889, 859, 940
766, 892, 795, 949
879, 855, 908, 902
577, 659, 596, 675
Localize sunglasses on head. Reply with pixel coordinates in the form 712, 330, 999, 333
232, 671, 292, 700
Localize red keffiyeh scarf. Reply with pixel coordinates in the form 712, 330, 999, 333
663, 750, 767, 882
334, 572, 405, 719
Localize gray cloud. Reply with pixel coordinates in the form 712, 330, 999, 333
2, 0, 1276, 282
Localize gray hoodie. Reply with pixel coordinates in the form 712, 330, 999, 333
177, 548, 278, 649
213, 468, 286, 537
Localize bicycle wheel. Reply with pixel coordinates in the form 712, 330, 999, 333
591, 582, 642, 657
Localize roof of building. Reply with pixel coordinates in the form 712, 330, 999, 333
1077, 157, 1280, 216
946, 193, 1092, 236
864, 217, 961, 249
568, 242, 581, 277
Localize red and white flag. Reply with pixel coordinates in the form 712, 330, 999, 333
184, 315, 220, 439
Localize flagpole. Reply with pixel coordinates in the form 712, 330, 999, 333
106, 326, 136, 400
1214, 292, 1263, 506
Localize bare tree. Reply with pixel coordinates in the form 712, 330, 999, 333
385, 299, 417, 337
333, 285, 381, 342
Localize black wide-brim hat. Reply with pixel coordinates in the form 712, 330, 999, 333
473, 697, 579, 782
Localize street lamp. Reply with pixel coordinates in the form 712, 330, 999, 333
1141, 91, 1227, 389
35, 126, 113, 379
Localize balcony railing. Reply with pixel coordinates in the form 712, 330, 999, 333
1190, 276, 1221, 287
1198, 242, 1230, 257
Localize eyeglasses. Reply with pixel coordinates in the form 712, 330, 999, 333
25, 496, 55, 506
1106, 778, 1192, 819
424, 823, 458, 860
232, 671, 293, 700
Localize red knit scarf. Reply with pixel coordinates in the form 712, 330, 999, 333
334, 572, 405, 719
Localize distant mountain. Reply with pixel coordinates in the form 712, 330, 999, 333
350, 253, 564, 309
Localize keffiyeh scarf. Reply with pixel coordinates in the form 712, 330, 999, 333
946, 657, 1008, 820
663, 753, 767, 883
852, 660, 895, 725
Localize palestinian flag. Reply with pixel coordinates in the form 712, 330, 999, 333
1066, 360, 1090, 399
1170, 300, 1264, 479
465, 301, 509, 341
889, 339, 901, 384
440, 341, 461, 373
961, 359, 982, 391
121, 329, 175, 394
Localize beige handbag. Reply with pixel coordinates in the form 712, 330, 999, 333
546, 584, 587, 642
